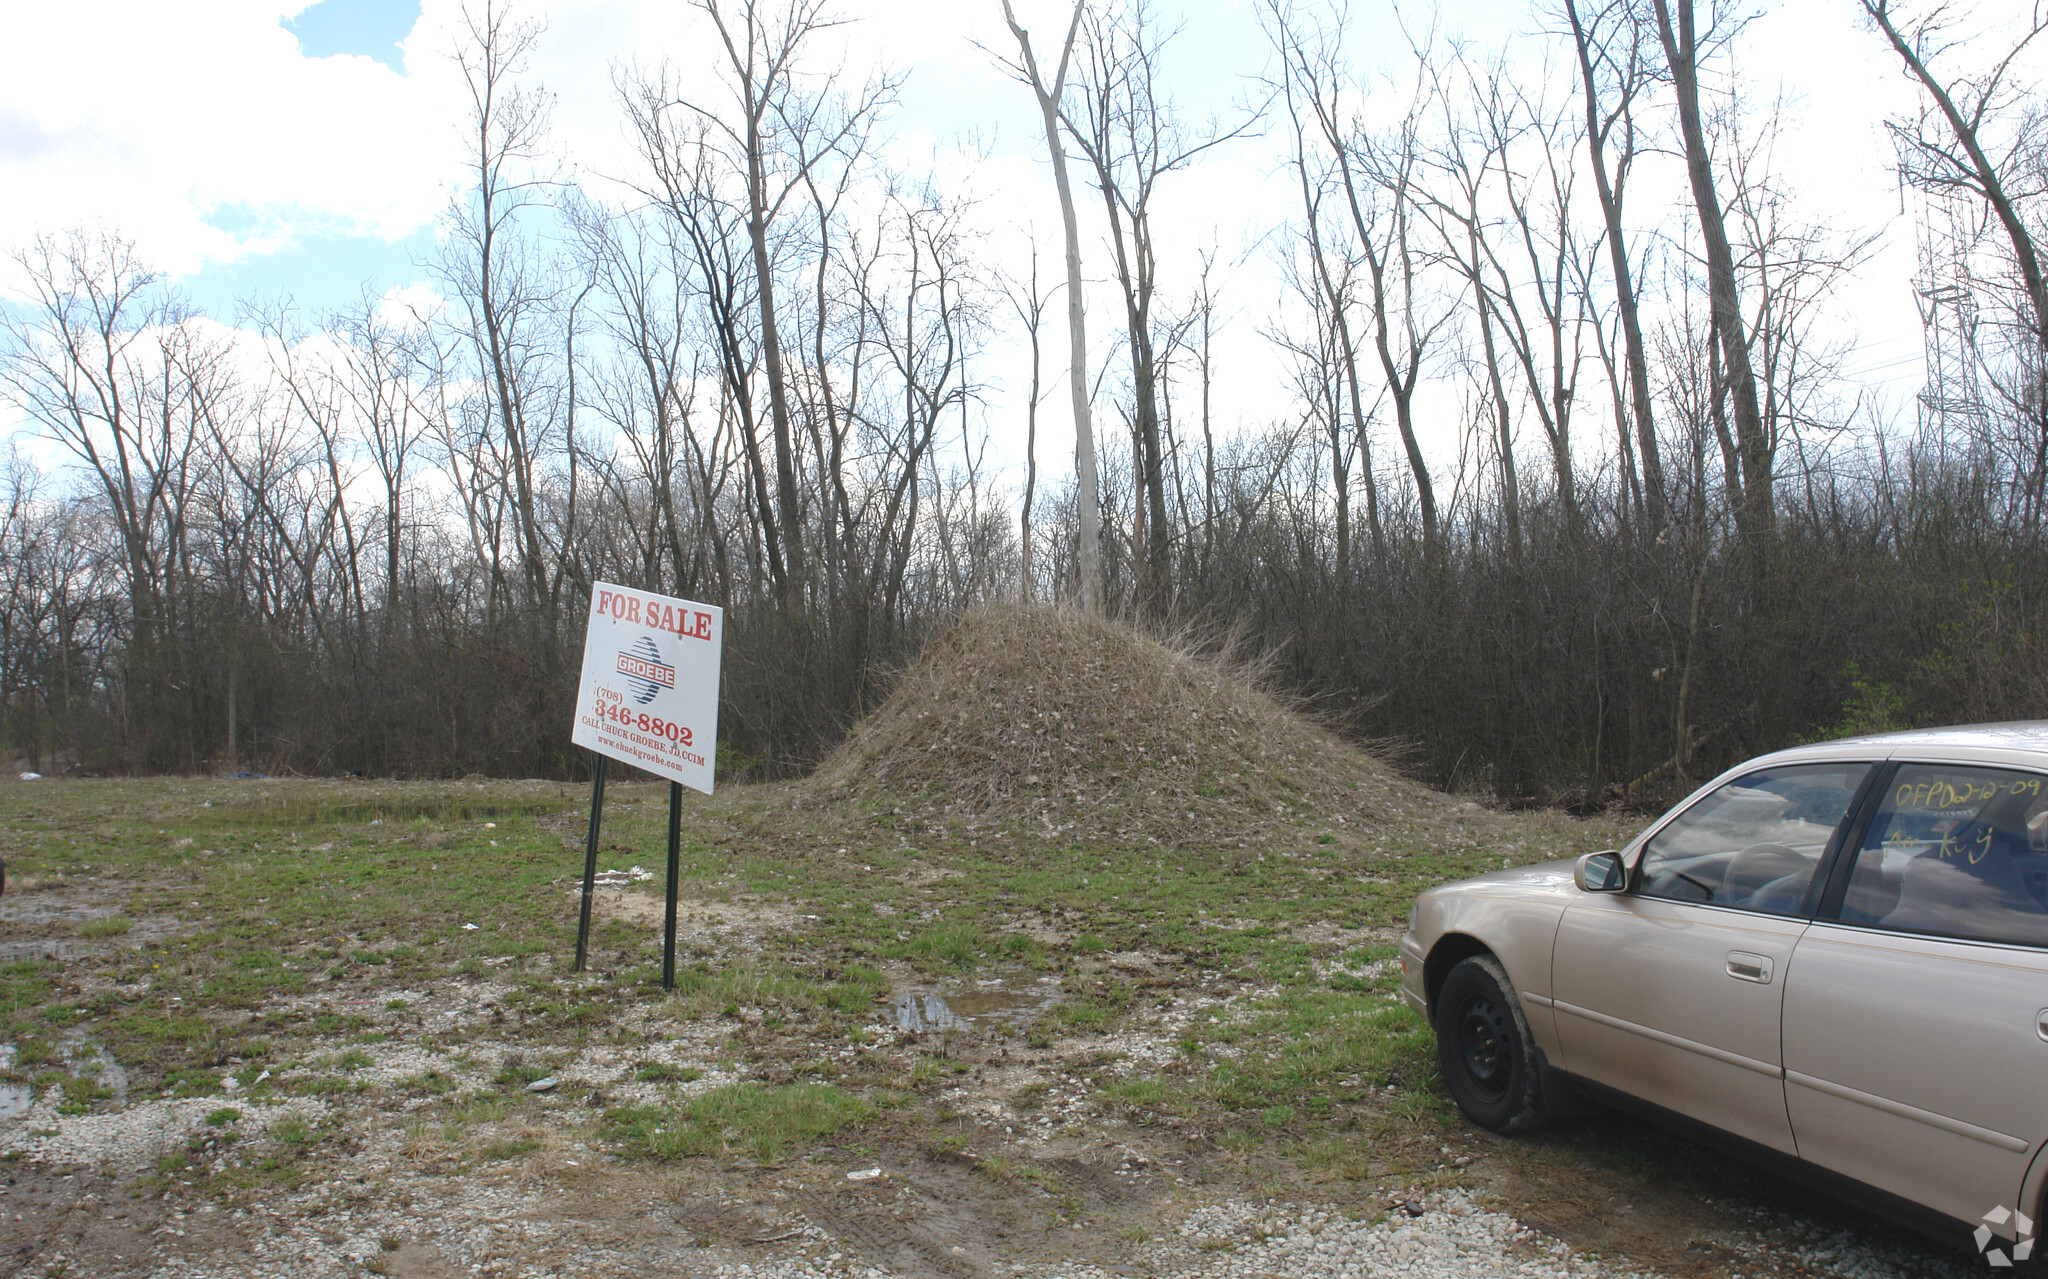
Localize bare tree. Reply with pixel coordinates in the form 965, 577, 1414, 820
1863, 0, 2048, 354
1000, 0, 1105, 613
1651, 0, 1774, 547
1002, 239, 1058, 599
0, 230, 233, 765
1275, 44, 1377, 590
1186, 249, 1250, 584
336, 298, 437, 633
1346, 95, 1446, 557
1561, 0, 1668, 530
1719, 101, 1879, 536
1863, 0, 2048, 522
1479, 61, 1596, 524
445, 0, 564, 642
1269, 1, 1448, 557
620, 0, 895, 610
569, 197, 721, 599
623, 83, 788, 595
867, 186, 981, 639
1060, 0, 1249, 611
696, 0, 895, 601
1414, 41, 1523, 554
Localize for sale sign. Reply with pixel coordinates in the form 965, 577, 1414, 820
571, 582, 722, 793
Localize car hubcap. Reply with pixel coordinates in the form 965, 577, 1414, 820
1457, 995, 1511, 1100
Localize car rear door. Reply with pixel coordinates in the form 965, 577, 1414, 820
1782, 761, 2048, 1228
1551, 762, 1872, 1155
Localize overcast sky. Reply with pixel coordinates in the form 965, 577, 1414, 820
3, 0, 2023, 483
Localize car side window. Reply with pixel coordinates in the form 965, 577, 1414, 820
1836, 765, 2048, 946
1635, 764, 1870, 913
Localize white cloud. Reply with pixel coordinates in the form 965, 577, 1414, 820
375, 281, 449, 329
0, 1, 467, 276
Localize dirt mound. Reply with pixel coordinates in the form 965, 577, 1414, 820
809, 606, 1445, 845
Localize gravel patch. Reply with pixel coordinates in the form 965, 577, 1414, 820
3, 1093, 332, 1174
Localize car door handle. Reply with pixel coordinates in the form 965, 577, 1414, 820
1727, 952, 1773, 984
2036, 1009, 2048, 1042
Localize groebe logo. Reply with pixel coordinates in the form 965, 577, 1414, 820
1976, 1205, 2034, 1268
617, 635, 675, 705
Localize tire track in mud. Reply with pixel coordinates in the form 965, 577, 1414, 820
774, 1150, 1160, 1279
787, 1185, 992, 1278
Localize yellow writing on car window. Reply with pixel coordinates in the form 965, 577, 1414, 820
1896, 776, 2000, 812
1935, 826, 1997, 864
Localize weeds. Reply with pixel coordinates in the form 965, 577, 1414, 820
604, 1082, 876, 1163
883, 924, 986, 971
634, 1062, 704, 1083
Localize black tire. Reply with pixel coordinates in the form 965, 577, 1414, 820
1435, 954, 1547, 1133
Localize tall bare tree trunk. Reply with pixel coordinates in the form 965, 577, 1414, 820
1004, 0, 1103, 614
704, 0, 815, 598
1009, 244, 1051, 601
1653, 0, 1773, 545
1566, 0, 1667, 531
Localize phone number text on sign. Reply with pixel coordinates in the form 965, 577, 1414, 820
589, 690, 694, 744
571, 582, 723, 793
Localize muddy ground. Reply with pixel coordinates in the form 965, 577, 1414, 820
0, 777, 1987, 1279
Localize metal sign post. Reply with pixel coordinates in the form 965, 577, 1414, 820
572, 756, 607, 973
663, 781, 682, 988
568, 581, 722, 988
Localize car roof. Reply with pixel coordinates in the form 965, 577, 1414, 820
1749, 721, 2048, 769
1620, 722, 2048, 852
1810, 721, 2048, 751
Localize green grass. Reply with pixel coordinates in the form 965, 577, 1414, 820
883, 923, 987, 970
604, 1082, 876, 1162
1101, 1078, 1168, 1106
634, 1062, 704, 1083
0, 961, 56, 1039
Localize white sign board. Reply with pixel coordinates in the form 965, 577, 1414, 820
571, 581, 723, 793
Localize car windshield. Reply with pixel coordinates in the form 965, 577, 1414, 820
1649, 769, 1862, 860
1636, 764, 1870, 911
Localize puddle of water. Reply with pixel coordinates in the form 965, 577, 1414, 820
0, 1037, 129, 1119
0, 1044, 25, 1120
67, 1040, 128, 1106
892, 972, 1063, 1033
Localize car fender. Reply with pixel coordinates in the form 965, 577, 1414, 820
1412, 859, 1579, 1058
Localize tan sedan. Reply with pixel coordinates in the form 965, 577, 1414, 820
1401, 723, 2048, 1264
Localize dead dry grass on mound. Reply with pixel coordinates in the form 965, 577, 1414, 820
809, 605, 1449, 846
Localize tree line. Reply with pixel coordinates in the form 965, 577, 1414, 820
0, 0, 2042, 805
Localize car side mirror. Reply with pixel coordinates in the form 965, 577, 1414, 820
1575, 850, 1626, 893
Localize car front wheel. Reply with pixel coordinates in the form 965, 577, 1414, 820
1435, 954, 1547, 1133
